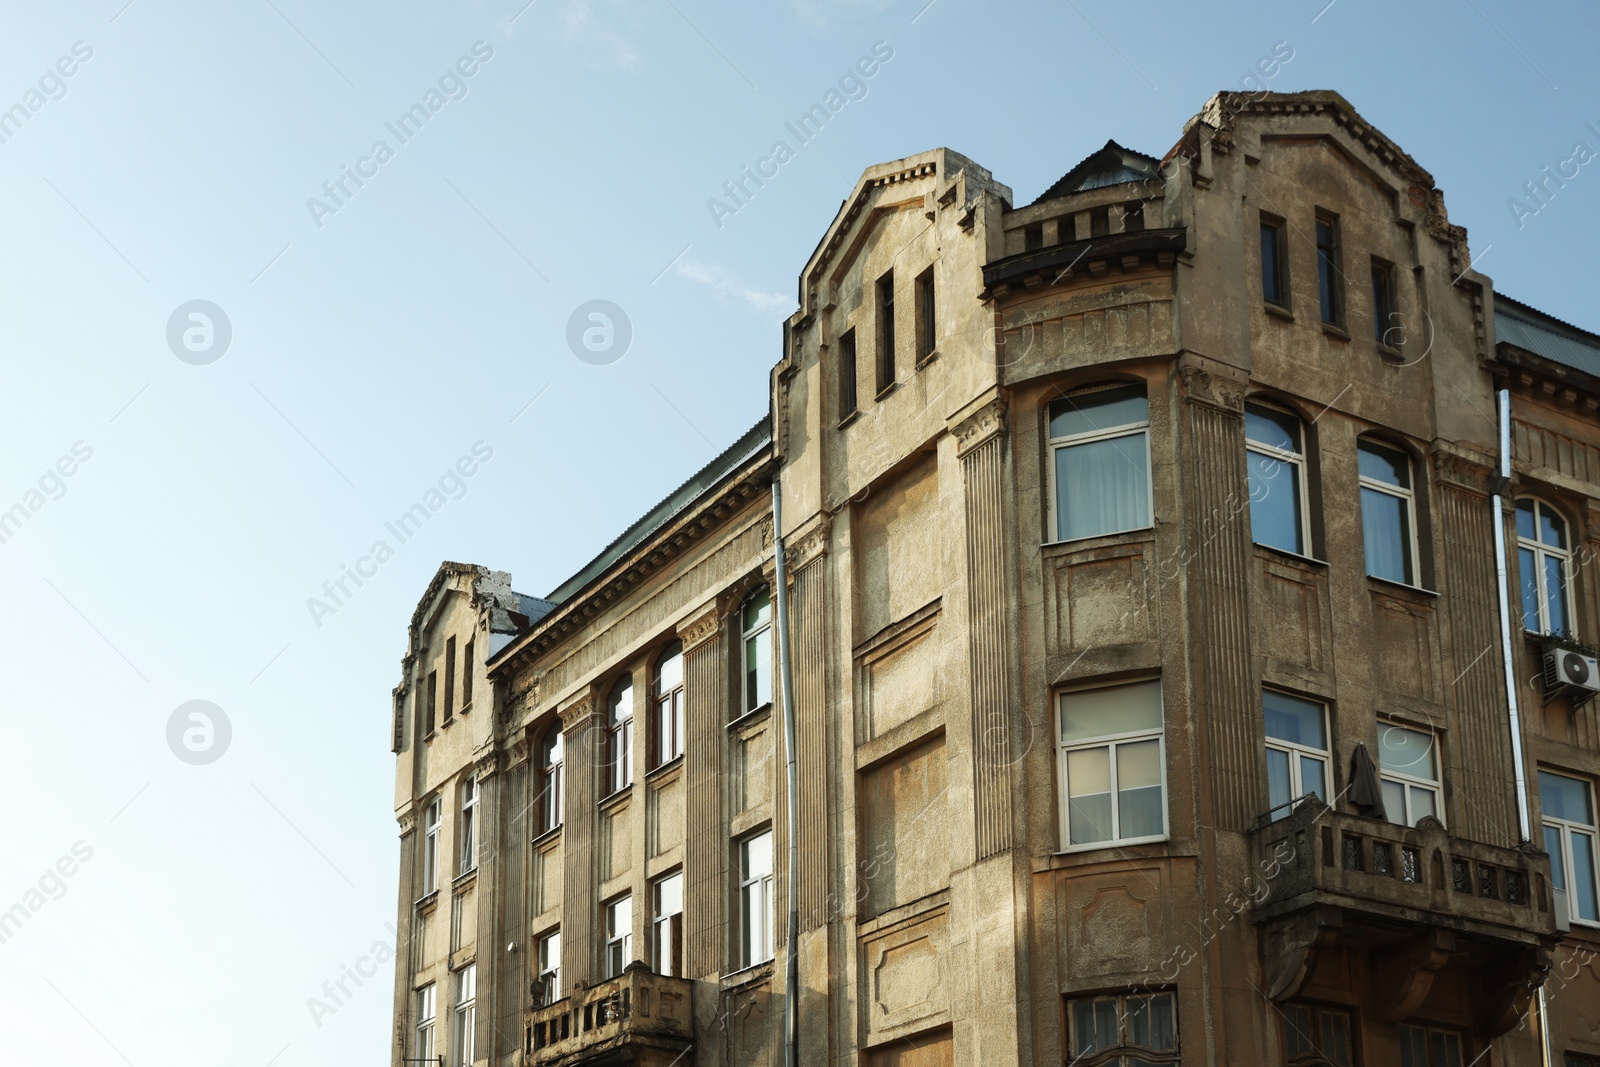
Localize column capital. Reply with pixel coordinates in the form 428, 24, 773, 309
951, 396, 1008, 457
558, 691, 597, 732
785, 512, 833, 574
1177, 360, 1245, 414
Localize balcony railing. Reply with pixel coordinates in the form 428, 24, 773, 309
525, 962, 693, 1066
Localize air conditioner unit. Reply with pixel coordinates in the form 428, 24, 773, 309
1543, 648, 1600, 693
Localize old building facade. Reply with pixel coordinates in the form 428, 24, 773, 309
389, 91, 1600, 1066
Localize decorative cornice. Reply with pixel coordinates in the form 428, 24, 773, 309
1178, 365, 1244, 414
1433, 447, 1494, 495
473, 751, 500, 781
558, 692, 596, 732
397, 807, 417, 836
953, 398, 1008, 457
785, 513, 832, 574
678, 595, 731, 653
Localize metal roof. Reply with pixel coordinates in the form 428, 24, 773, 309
1033, 139, 1161, 205
1496, 295, 1600, 379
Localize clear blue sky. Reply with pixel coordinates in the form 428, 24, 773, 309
2, 1, 1595, 1063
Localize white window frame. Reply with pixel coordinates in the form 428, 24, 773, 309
1045, 385, 1155, 546
739, 831, 775, 968
741, 590, 773, 716
1358, 439, 1422, 587
654, 643, 685, 767
1263, 690, 1331, 819
1244, 401, 1312, 557
1378, 723, 1444, 829
1541, 770, 1600, 927
453, 964, 476, 1067
606, 678, 634, 797
535, 928, 561, 1005
539, 728, 564, 834
416, 983, 437, 1065
1056, 682, 1169, 853
1517, 497, 1574, 637
422, 798, 441, 896
458, 775, 477, 876
652, 871, 684, 977
603, 893, 632, 979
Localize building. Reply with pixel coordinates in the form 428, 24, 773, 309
387, 90, 1600, 1066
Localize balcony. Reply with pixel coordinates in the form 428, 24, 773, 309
526, 963, 694, 1067
1250, 799, 1561, 1037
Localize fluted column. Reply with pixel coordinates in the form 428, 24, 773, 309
558, 692, 598, 988
787, 517, 832, 931
392, 806, 418, 1067
680, 600, 731, 977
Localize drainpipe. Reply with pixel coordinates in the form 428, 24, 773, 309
1491, 385, 1550, 1063
770, 478, 800, 1067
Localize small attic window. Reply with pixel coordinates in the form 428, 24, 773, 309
1091, 208, 1111, 237
1124, 202, 1145, 232
1024, 224, 1044, 252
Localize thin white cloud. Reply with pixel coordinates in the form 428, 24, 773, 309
559, 0, 640, 70
674, 258, 797, 317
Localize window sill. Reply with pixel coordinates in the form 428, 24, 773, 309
1263, 302, 1294, 322
1041, 525, 1157, 552
647, 754, 684, 782
728, 703, 772, 732
599, 787, 633, 813
721, 959, 774, 992
423, 730, 437, 744
1051, 836, 1172, 862
1321, 322, 1350, 342
1366, 574, 1437, 599
460, 702, 472, 715
915, 348, 940, 370
440, 716, 456, 731
836, 410, 860, 431
875, 380, 899, 401
1253, 541, 1326, 568
532, 825, 562, 849
415, 890, 440, 915
453, 868, 477, 892
1376, 343, 1405, 364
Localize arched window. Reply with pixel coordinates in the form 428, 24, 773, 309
1047, 383, 1152, 543
538, 728, 563, 834
1245, 401, 1311, 555
1517, 498, 1573, 636
653, 641, 684, 767
1357, 439, 1420, 586
606, 677, 634, 796
741, 590, 773, 716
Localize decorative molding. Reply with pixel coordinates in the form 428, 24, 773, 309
1178, 364, 1244, 414
473, 751, 500, 781
397, 807, 417, 836
678, 600, 728, 653
1433, 447, 1494, 494
785, 513, 833, 574
952, 398, 1008, 457
559, 692, 596, 732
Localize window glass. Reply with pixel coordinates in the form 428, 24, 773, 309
1260, 221, 1283, 305
1264, 691, 1327, 748
1049, 385, 1148, 440
1543, 771, 1596, 823
743, 589, 773, 713
1245, 404, 1300, 453
1058, 682, 1166, 849
1358, 442, 1409, 487
1067, 992, 1178, 1060
1518, 500, 1574, 636
1379, 726, 1437, 779
1061, 681, 1163, 741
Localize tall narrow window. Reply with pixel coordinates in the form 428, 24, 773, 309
1048, 384, 1152, 543
444, 637, 456, 723
1263, 691, 1329, 818
426, 671, 438, 735
838, 329, 858, 421
1123, 201, 1145, 232
1023, 223, 1043, 251
1090, 207, 1111, 236
604, 894, 632, 978
1372, 258, 1397, 345
422, 797, 441, 895
741, 589, 773, 715
1358, 440, 1419, 585
1316, 214, 1343, 326
1057, 680, 1167, 849
462, 637, 474, 709
876, 271, 895, 394
1067, 992, 1178, 1064
1282, 1004, 1353, 1065
539, 728, 564, 833
416, 984, 437, 1065
453, 964, 476, 1067
652, 871, 684, 977
1245, 402, 1309, 555
1260, 216, 1287, 307
459, 775, 478, 874
1378, 724, 1442, 828
1518, 498, 1573, 636
915, 268, 936, 362
606, 678, 634, 796
535, 929, 561, 1006
1541, 770, 1599, 924
653, 642, 685, 768
1399, 1023, 1464, 1067
739, 831, 775, 968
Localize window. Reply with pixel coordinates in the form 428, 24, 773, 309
453, 964, 476, 1067
1047, 384, 1152, 543
605, 678, 634, 796
422, 798, 441, 895
1057, 680, 1167, 850
462, 637, 474, 709
1281, 1003, 1352, 1065
838, 329, 858, 420
1518, 498, 1573, 636
1024, 223, 1043, 251
1568, 1054, 1600, 1067
444, 637, 456, 723
1260, 216, 1288, 307
1358, 440, 1419, 585
538, 728, 564, 834
535, 929, 561, 1006
1123, 201, 1145, 232
458, 776, 479, 875
603, 894, 632, 978
1372, 258, 1397, 345
915, 267, 936, 362
653, 642, 685, 768
652, 871, 684, 977
1378, 724, 1442, 828
876, 271, 895, 394
1264, 691, 1330, 818
426, 670, 438, 735
416, 983, 437, 1065
1541, 770, 1599, 924
1315, 214, 1342, 326
1399, 1023, 1464, 1067
741, 589, 773, 716
1090, 207, 1110, 237
1067, 991, 1178, 1065
1246, 402, 1310, 555
739, 831, 775, 968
